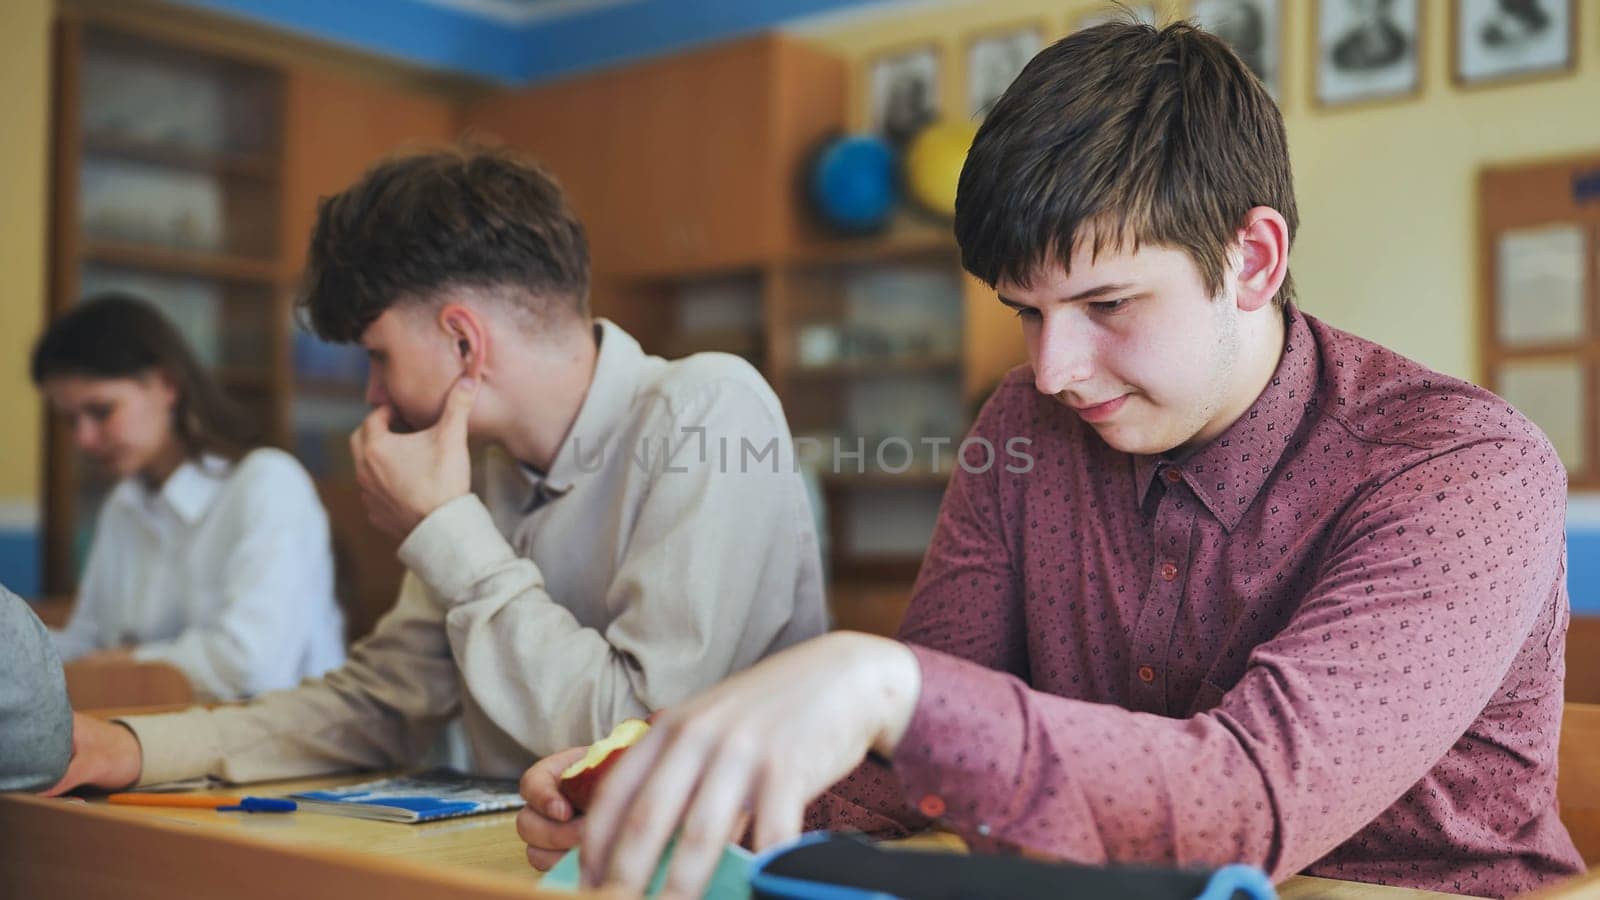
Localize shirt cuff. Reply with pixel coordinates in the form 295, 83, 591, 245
397, 494, 521, 607
889, 644, 1031, 840
116, 707, 226, 787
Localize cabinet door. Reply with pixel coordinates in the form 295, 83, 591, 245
466, 38, 787, 279
609, 39, 778, 276
464, 68, 631, 276
280, 69, 462, 275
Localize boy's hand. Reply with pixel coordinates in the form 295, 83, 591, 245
517, 746, 587, 870
40, 712, 142, 796
579, 633, 921, 900
350, 375, 478, 538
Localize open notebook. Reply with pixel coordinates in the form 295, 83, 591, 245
289, 769, 523, 823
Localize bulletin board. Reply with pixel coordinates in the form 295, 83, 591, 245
1479, 151, 1600, 489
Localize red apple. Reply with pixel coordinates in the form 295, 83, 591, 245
558, 717, 651, 813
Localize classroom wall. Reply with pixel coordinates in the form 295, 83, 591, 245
5, 0, 1598, 608
793, 0, 1600, 613
797, 0, 1600, 381
0, 0, 52, 597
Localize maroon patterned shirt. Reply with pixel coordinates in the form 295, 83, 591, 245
810, 307, 1583, 898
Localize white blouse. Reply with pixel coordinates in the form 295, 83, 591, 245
51, 448, 345, 701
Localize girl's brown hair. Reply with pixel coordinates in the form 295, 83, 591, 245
31, 293, 261, 461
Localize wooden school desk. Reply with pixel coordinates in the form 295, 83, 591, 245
0, 773, 1572, 899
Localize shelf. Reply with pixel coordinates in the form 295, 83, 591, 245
787, 355, 961, 379
660, 329, 765, 360
81, 239, 280, 284
82, 133, 280, 181
783, 224, 958, 267
820, 468, 949, 489
830, 555, 924, 583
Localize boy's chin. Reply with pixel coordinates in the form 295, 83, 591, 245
1092, 421, 1185, 457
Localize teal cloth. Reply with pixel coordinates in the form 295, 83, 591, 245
541, 839, 752, 899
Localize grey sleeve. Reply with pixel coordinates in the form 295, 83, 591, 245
0, 587, 73, 792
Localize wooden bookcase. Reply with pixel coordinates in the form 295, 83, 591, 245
44, 9, 463, 639
591, 222, 1023, 633
45, 16, 288, 593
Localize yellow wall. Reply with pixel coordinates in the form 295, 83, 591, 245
5, 1, 1596, 498
796, 0, 1600, 383
0, 0, 51, 504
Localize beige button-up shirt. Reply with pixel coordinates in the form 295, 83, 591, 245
125, 319, 828, 784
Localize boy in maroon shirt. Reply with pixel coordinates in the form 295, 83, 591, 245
518, 19, 1582, 899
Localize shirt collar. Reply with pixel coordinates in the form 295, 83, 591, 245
114, 454, 230, 526
1135, 305, 1318, 532
541, 318, 648, 495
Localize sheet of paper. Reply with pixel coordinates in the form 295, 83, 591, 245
1496, 224, 1586, 345
133, 777, 219, 793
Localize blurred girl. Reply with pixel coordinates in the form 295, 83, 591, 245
32, 293, 344, 701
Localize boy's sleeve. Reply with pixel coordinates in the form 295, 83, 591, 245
404, 377, 823, 757
120, 573, 462, 786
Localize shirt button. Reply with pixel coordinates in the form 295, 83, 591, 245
1138, 665, 1156, 684
1164, 467, 1182, 483
918, 793, 947, 818
1160, 562, 1179, 582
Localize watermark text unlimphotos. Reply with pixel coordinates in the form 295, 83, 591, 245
571, 427, 1034, 476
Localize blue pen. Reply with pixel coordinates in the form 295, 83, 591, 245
216, 797, 298, 813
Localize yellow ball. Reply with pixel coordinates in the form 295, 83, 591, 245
903, 120, 979, 218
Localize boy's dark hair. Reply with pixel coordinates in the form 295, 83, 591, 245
32, 293, 260, 461
954, 19, 1298, 307
299, 145, 591, 342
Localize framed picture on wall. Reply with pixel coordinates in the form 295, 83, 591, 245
1453, 0, 1575, 86
966, 23, 1045, 118
1314, 0, 1424, 107
1191, 0, 1283, 98
868, 44, 941, 147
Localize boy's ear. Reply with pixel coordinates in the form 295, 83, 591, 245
438, 304, 488, 380
1234, 206, 1290, 313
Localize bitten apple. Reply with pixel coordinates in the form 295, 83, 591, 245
558, 718, 651, 813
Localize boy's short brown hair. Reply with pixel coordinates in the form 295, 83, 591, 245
954, 19, 1298, 307
300, 145, 591, 342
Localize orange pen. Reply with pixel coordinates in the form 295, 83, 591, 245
106, 792, 243, 809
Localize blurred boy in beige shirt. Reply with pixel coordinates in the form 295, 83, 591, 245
48, 147, 826, 793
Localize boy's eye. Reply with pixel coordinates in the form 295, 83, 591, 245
1089, 298, 1129, 314
1011, 306, 1041, 320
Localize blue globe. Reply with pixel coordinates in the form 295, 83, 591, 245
808, 135, 897, 234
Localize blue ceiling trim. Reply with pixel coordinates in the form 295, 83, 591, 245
171, 0, 531, 83
518, 0, 872, 83
169, 0, 882, 85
